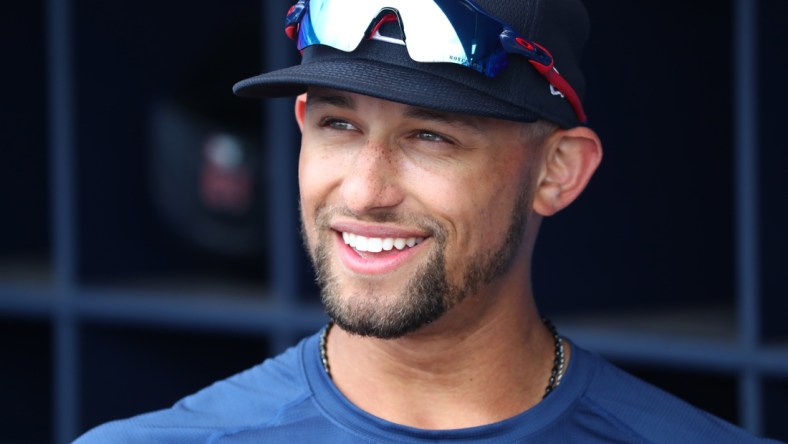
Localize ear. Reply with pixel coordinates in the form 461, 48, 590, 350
294, 93, 308, 132
533, 126, 602, 216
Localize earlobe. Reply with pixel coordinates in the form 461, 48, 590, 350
294, 93, 308, 132
533, 126, 603, 216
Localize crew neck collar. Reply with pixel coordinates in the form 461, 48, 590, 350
301, 328, 595, 443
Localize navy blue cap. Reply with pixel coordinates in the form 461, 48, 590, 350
233, 0, 590, 128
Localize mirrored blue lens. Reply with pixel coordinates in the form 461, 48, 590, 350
297, 0, 506, 75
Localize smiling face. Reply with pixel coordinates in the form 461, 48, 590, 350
297, 88, 548, 339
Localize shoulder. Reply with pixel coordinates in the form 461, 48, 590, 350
568, 347, 780, 444
73, 334, 317, 444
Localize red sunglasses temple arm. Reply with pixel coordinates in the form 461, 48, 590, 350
502, 35, 588, 124
285, 1, 306, 40
528, 59, 588, 124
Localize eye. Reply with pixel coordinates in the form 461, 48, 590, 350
414, 130, 451, 144
319, 117, 357, 132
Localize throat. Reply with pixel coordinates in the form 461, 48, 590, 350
318, 318, 567, 429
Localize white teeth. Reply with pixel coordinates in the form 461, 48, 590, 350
367, 237, 383, 253
355, 235, 369, 251
343, 232, 425, 253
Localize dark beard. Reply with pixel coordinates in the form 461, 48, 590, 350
313, 230, 450, 339
304, 187, 530, 339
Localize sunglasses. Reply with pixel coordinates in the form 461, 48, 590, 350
284, 0, 587, 123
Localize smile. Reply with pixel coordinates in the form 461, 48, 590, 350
342, 232, 425, 253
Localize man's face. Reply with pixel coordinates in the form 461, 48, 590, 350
297, 88, 544, 339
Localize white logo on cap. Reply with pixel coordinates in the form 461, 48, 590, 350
549, 67, 565, 98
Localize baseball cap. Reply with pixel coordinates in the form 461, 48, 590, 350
233, 0, 590, 128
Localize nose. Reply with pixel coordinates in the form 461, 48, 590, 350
340, 139, 404, 216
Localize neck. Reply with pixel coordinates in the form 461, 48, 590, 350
324, 284, 568, 429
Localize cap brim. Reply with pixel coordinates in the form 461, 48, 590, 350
233, 43, 540, 123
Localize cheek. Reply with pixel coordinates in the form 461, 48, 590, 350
459, 186, 515, 240
431, 165, 527, 258
299, 141, 340, 204
298, 144, 337, 241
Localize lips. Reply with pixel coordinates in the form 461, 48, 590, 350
333, 228, 428, 275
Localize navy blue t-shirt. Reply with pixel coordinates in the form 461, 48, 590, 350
74, 329, 782, 443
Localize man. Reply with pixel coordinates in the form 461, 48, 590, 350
75, 0, 781, 442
